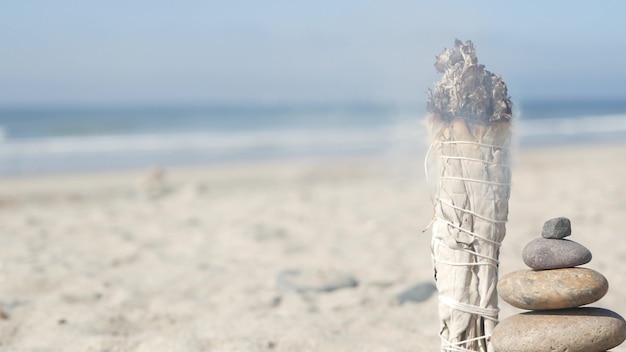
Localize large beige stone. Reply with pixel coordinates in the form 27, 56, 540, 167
491, 307, 626, 352
498, 267, 607, 310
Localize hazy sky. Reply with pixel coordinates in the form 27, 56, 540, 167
2, 1, 626, 106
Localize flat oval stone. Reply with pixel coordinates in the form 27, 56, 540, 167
522, 238, 591, 270
498, 268, 607, 310
491, 307, 626, 352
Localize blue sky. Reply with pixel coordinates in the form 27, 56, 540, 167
2, 1, 626, 106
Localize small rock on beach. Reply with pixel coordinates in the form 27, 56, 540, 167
541, 217, 571, 239
522, 238, 591, 270
276, 269, 358, 293
491, 307, 626, 352
396, 282, 437, 305
498, 267, 608, 310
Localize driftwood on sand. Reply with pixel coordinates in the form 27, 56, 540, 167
425, 39, 513, 352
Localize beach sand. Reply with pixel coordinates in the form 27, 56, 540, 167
1, 143, 626, 351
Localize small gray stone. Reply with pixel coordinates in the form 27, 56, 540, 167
491, 307, 626, 352
522, 238, 591, 270
276, 269, 358, 293
542, 217, 571, 239
396, 282, 437, 305
498, 268, 608, 310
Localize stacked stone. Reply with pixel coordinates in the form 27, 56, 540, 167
491, 217, 626, 352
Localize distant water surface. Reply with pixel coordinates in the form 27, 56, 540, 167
1, 100, 626, 175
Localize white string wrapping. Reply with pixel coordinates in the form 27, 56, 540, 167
426, 138, 511, 352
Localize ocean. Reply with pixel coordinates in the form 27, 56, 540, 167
1, 100, 626, 175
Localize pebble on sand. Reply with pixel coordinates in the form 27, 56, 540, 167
396, 282, 437, 305
276, 269, 358, 293
541, 217, 571, 239
491, 307, 626, 352
498, 267, 608, 310
522, 238, 591, 270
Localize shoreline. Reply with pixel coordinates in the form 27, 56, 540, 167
3, 109, 626, 177
2, 135, 626, 180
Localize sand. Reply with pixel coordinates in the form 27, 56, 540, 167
1, 143, 626, 351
